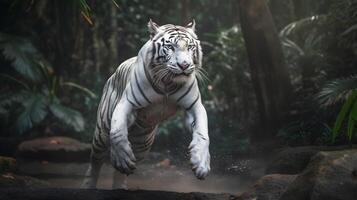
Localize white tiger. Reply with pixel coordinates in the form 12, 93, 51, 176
82, 20, 210, 188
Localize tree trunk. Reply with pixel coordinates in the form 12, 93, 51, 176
239, 0, 293, 137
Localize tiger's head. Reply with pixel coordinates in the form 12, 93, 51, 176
147, 20, 203, 84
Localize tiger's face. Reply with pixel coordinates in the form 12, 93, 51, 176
148, 20, 202, 84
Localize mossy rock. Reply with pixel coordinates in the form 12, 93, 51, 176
0, 156, 17, 173
281, 149, 357, 200
266, 145, 357, 175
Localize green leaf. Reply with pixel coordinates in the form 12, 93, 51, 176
332, 91, 357, 143
15, 93, 48, 134
0, 33, 43, 82
49, 103, 85, 132
347, 92, 357, 141
0, 90, 28, 114
61, 81, 97, 99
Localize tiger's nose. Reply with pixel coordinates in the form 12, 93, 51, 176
177, 62, 190, 70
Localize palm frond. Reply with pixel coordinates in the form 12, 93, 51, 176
318, 75, 357, 106
49, 103, 85, 132
280, 15, 325, 38
0, 33, 43, 82
280, 15, 326, 56
15, 93, 48, 134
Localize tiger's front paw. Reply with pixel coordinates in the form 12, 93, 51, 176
110, 135, 136, 175
189, 139, 211, 180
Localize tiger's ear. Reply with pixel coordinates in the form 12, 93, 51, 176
148, 19, 160, 38
186, 19, 196, 32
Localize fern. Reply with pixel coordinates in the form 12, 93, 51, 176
0, 90, 28, 114
49, 102, 85, 132
0, 33, 93, 135
319, 76, 357, 143
280, 15, 326, 58
15, 93, 48, 134
318, 76, 357, 106
0, 33, 44, 82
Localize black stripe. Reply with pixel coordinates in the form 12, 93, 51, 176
186, 95, 199, 110
131, 132, 155, 146
97, 133, 106, 147
177, 80, 195, 102
194, 41, 200, 64
130, 83, 142, 106
107, 75, 118, 122
99, 79, 111, 118
111, 134, 124, 141
144, 65, 163, 95
92, 145, 105, 154
156, 43, 162, 61
197, 132, 207, 141
135, 72, 152, 104
126, 90, 137, 107
168, 85, 182, 96
133, 132, 156, 152
94, 137, 105, 149
109, 74, 121, 119
151, 42, 156, 63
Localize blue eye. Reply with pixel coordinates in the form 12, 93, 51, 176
165, 44, 174, 50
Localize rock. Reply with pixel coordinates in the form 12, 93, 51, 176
0, 156, 17, 173
0, 173, 49, 188
16, 137, 91, 162
266, 145, 357, 174
266, 146, 322, 174
237, 174, 297, 200
0, 188, 232, 200
281, 149, 357, 200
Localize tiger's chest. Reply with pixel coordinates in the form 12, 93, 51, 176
135, 99, 178, 127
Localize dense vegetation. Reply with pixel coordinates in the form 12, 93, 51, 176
0, 0, 356, 156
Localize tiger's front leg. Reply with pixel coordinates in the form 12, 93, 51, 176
110, 94, 137, 175
185, 98, 211, 179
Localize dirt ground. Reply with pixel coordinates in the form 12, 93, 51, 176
17, 154, 266, 195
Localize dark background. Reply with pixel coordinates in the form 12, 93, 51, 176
0, 0, 356, 164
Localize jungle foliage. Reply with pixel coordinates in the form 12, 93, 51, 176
0, 0, 356, 150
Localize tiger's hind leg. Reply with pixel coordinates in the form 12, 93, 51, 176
81, 129, 108, 189
112, 170, 128, 189
111, 124, 158, 189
